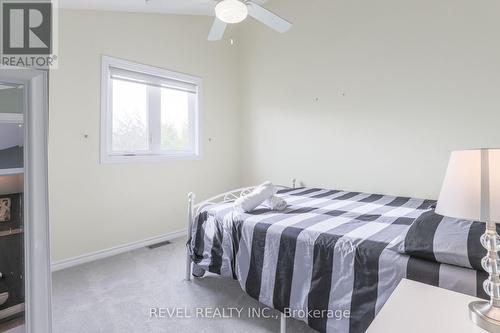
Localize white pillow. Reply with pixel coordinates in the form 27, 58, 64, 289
263, 195, 287, 211
234, 181, 275, 213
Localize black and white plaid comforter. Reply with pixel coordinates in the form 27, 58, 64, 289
188, 187, 486, 333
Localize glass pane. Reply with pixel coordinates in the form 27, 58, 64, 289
160, 88, 191, 151
0, 84, 23, 114
111, 79, 149, 152
0, 83, 25, 332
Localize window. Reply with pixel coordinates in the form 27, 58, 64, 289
101, 56, 201, 163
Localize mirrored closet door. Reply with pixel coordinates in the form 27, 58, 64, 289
0, 83, 25, 332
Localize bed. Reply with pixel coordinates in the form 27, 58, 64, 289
185, 185, 487, 333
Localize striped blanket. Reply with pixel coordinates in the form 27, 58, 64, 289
188, 187, 486, 333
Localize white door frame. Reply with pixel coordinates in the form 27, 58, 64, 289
0, 68, 51, 333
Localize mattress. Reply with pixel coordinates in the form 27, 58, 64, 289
187, 187, 486, 333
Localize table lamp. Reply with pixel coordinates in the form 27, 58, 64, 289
436, 149, 500, 332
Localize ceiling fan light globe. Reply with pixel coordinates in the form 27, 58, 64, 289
215, 0, 248, 24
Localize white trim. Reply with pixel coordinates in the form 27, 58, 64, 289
0, 68, 51, 333
0, 113, 23, 124
100, 55, 202, 164
51, 229, 187, 272
25, 71, 51, 333
102, 152, 202, 163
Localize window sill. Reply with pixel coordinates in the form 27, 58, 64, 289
100, 153, 201, 164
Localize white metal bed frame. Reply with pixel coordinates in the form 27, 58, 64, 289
185, 179, 297, 333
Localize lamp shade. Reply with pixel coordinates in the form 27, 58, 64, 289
436, 149, 500, 223
215, 0, 248, 24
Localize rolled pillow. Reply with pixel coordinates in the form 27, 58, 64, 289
263, 195, 287, 211
234, 181, 276, 213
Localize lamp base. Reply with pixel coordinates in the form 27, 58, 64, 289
469, 301, 500, 332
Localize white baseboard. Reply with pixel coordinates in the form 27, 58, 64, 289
51, 229, 187, 272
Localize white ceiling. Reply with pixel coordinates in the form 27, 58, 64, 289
60, 0, 213, 16
60, 0, 267, 16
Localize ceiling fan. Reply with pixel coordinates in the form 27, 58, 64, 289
207, 0, 292, 41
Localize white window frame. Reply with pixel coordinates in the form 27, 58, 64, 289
100, 55, 202, 163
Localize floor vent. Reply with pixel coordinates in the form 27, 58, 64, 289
147, 240, 172, 249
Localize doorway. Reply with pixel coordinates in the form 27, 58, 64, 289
0, 69, 51, 333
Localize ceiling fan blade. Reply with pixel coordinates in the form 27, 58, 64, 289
247, 2, 292, 33
207, 18, 227, 41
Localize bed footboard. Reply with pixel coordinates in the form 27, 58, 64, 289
185, 192, 195, 281
184, 179, 296, 333
185, 179, 297, 281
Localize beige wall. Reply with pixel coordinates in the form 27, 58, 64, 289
51, 1, 500, 262
49, 10, 242, 262
239, 0, 500, 199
